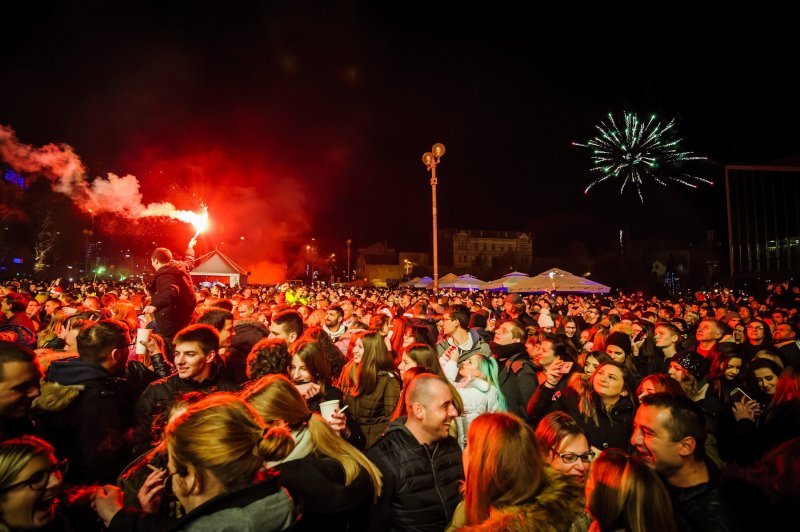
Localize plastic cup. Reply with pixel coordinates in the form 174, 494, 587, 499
319, 399, 340, 422
136, 328, 152, 355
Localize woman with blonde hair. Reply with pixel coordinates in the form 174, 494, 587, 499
338, 331, 400, 448
449, 412, 582, 530
93, 393, 297, 531
36, 310, 66, 349
243, 374, 382, 531
585, 449, 677, 532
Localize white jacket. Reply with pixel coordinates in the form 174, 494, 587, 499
455, 377, 501, 448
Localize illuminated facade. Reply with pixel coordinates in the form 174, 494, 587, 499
440, 229, 532, 271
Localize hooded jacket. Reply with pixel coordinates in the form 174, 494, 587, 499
455, 376, 502, 448
34, 357, 135, 484
148, 247, 196, 339
366, 418, 463, 532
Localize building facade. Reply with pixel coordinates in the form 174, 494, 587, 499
726, 165, 800, 285
440, 229, 533, 272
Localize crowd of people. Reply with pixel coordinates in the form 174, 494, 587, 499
1, 242, 799, 530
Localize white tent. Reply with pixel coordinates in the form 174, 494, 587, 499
509, 268, 610, 294
437, 273, 459, 286
441, 274, 486, 290
413, 276, 434, 288
190, 249, 249, 287
482, 271, 530, 291
398, 277, 421, 288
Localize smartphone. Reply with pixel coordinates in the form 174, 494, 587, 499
558, 361, 574, 374
729, 387, 753, 404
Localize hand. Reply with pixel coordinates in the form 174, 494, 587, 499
544, 363, 566, 387
444, 345, 459, 362
732, 398, 760, 421
142, 306, 157, 315
92, 485, 124, 527
328, 409, 349, 436
138, 468, 166, 514
294, 382, 321, 400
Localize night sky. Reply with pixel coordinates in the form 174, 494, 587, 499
2, 3, 798, 280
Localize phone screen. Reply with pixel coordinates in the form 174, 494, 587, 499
729, 387, 752, 404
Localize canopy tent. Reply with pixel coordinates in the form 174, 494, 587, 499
441, 274, 486, 290
190, 249, 249, 287
413, 276, 434, 288
509, 268, 610, 294
398, 277, 421, 288
437, 273, 459, 285
482, 271, 531, 291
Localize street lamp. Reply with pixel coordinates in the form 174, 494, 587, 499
346, 239, 352, 283
422, 142, 445, 291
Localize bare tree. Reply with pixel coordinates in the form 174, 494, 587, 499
33, 210, 58, 273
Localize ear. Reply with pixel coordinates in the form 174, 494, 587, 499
288, 332, 298, 344
206, 350, 216, 364
411, 401, 425, 420
677, 435, 697, 458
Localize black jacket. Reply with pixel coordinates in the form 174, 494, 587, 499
492, 341, 538, 421
528, 383, 635, 451
34, 358, 135, 485
366, 418, 463, 532
148, 248, 196, 339
666, 460, 741, 532
133, 366, 237, 454
275, 455, 374, 531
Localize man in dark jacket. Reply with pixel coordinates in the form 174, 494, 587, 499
0, 341, 41, 439
142, 239, 197, 344
367, 373, 463, 531
631, 393, 740, 531
491, 319, 537, 421
134, 324, 237, 453
34, 320, 135, 485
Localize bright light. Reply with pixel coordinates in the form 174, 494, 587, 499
172, 205, 209, 237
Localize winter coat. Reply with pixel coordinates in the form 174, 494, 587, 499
271, 427, 375, 532
33, 357, 135, 485
493, 342, 538, 421
665, 460, 741, 532
367, 419, 463, 531
133, 365, 237, 454
455, 377, 502, 448
528, 384, 635, 452
223, 319, 269, 385
344, 371, 401, 449
108, 472, 296, 532
148, 247, 196, 339
447, 469, 584, 531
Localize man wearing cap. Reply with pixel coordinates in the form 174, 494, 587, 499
668, 351, 731, 465
502, 294, 535, 328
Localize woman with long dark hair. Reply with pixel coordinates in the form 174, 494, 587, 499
339, 332, 400, 448
528, 361, 639, 452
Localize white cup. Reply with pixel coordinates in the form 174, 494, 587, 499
136, 328, 152, 355
319, 399, 340, 422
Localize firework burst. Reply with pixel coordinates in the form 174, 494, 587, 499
573, 112, 711, 202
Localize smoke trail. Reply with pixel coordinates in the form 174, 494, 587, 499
0, 124, 203, 222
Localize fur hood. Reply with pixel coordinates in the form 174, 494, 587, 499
33, 380, 84, 412
460, 470, 584, 531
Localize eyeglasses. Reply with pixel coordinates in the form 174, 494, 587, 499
551, 449, 595, 464
746, 325, 764, 331
0, 459, 68, 494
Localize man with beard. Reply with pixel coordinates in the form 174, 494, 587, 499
773, 322, 800, 368
631, 393, 739, 531
491, 320, 537, 421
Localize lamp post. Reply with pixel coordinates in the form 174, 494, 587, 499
422, 143, 446, 291
346, 239, 352, 283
